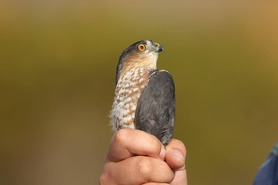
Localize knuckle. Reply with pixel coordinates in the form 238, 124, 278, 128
99, 173, 109, 185
99, 163, 113, 185
136, 157, 153, 177
99, 169, 112, 185
114, 129, 129, 144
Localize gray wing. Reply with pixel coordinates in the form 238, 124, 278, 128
134, 70, 175, 145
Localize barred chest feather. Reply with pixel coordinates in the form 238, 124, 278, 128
110, 67, 150, 130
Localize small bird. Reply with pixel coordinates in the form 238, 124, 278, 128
110, 40, 175, 145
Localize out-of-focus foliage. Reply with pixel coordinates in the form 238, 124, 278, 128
0, 1, 277, 185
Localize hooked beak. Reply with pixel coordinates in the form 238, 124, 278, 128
156, 45, 164, 53
152, 42, 164, 53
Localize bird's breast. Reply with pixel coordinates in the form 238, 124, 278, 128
110, 67, 150, 131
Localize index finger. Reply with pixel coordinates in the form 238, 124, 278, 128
106, 128, 165, 162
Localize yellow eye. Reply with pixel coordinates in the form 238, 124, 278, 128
137, 44, 147, 51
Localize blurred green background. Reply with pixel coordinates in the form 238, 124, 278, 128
0, 1, 278, 185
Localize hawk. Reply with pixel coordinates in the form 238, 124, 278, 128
110, 40, 175, 145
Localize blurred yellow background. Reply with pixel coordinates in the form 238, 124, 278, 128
0, 1, 278, 185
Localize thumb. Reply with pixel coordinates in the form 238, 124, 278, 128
165, 139, 186, 170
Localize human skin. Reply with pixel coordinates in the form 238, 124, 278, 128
99, 128, 187, 185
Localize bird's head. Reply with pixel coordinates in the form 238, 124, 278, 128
115, 40, 164, 84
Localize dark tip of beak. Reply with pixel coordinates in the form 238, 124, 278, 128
157, 45, 164, 53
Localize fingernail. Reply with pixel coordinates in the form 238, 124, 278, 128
159, 147, 166, 160
171, 149, 185, 161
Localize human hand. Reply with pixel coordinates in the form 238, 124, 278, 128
99, 128, 187, 185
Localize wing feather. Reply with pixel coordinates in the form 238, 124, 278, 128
134, 70, 175, 145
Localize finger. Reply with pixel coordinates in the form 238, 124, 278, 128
143, 183, 169, 185
102, 156, 174, 185
165, 139, 186, 170
107, 128, 165, 162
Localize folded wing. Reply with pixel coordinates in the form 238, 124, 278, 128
135, 70, 175, 145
